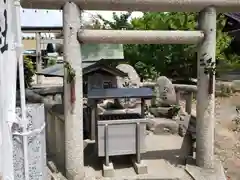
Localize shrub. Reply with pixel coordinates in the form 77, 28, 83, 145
216, 83, 233, 97
16, 56, 35, 89
48, 57, 57, 66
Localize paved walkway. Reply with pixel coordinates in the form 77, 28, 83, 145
84, 133, 193, 180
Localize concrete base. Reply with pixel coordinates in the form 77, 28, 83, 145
132, 159, 148, 174
185, 159, 227, 180
103, 162, 114, 177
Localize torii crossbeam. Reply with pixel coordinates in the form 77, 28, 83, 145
21, 0, 240, 12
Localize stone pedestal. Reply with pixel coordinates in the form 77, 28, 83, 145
103, 163, 114, 177
132, 158, 148, 174
13, 104, 47, 180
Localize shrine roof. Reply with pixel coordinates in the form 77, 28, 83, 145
88, 87, 153, 99
225, 13, 240, 23
37, 60, 127, 77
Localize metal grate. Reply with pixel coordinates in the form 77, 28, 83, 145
99, 113, 141, 120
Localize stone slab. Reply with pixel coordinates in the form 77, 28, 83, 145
149, 107, 172, 118
148, 117, 179, 135
103, 162, 114, 177
185, 159, 227, 180
47, 161, 58, 173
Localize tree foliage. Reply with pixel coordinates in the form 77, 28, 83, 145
96, 12, 239, 80
97, 12, 132, 29
16, 56, 35, 89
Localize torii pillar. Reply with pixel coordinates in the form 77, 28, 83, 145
36, 32, 42, 84
196, 6, 216, 169
63, 2, 84, 179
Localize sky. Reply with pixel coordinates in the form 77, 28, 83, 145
21, 9, 143, 36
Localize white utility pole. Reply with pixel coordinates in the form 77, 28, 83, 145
0, 0, 17, 179
14, 0, 29, 180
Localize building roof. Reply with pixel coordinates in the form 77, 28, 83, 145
88, 87, 153, 99
224, 13, 240, 33
225, 13, 240, 23
21, 26, 63, 33
223, 13, 240, 51
37, 61, 127, 77
37, 63, 65, 77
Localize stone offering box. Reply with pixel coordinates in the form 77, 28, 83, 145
88, 88, 153, 173
97, 115, 147, 157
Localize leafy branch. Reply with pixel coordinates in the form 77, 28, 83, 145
200, 53, 216, 75
199, 53, 216, 94
64, 62, 76, 83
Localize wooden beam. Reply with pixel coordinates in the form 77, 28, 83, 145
21, 0, 240, 12
78, 30, 204, 44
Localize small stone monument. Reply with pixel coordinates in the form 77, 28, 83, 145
149, 76, 179, 118
148, 76, 180, 135
116, 64, 141, 109
155, 76, 177, 107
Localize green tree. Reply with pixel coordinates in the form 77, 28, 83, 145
84, 18, 105, 29
97, 12, 239, 80
97, 12, 132, 29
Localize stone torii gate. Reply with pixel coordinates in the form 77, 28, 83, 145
20, 0, 240, 179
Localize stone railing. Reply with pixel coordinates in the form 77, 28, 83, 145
31, 86, 63, 104
140, 82, 197, 114
175, 84, 197, 114
46, 108, 65, 173
24, 89, 65, 174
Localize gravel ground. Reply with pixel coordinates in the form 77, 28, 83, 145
214, 94, 240, 180
189, 93, 240, 180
